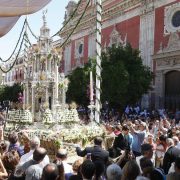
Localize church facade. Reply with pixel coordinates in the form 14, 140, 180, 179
60, 0, 180, 110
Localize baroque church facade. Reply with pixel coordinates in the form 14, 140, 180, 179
60, 0, 180, 110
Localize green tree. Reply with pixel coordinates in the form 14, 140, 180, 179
0, 85, 5, 102
101, 44, 153, 109
67, 58, 97, 106
0, 83, 23, 102
66, 65, 89, 106
67, 44, 153, 109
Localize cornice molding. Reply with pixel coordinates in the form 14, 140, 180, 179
153, 50, 180, 58
60, 0, 142, 37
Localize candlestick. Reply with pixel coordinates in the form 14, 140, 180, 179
55, 64, 59, 103
90, 71, 93, 102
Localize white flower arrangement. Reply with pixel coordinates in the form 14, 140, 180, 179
7, 110, 33, 124
42, 109, 55, 125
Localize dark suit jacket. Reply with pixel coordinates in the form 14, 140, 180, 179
163, 146, 180, 174
76, 145, 109, 164
113, 133, 129, 150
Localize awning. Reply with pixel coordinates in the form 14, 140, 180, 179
0, 0, 52, 37
0, 16, 20, 37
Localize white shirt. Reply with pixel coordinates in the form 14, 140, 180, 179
19, 149, 50, 168
156, 144, 165, 158
136, 176, 150, 180
168, 163, 175, 173
62, 161, 73, 174
175, 142, 180, 149
136, 155, 155, 173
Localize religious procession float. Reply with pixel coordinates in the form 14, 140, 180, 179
4, 14, 104, 158
5, 103, 104, 158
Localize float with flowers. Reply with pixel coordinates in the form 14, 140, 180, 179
5, 103, 105, 158
4, 14, 106, 159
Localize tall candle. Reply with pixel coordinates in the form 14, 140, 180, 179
90, 71, 93, 101
55, 65, 59, 102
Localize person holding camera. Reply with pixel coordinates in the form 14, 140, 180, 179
111, 125, 133, 158
75, 137, 109, 165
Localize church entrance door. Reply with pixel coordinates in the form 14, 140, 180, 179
165, 71, 180, 110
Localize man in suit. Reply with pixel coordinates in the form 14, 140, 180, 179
167, 156, 180, 180
112, 125, 133, 157
75, 137, 109, 165
163, 138, 180, 174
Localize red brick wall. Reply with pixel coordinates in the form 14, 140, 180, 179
154, 6, 169, 53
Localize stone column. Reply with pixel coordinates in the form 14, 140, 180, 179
23, 66, 27, 110
46, 86, 49, 104
31, 85, 35, 121
52, 86, 55, 109
139, 6, 155, 109
46, 59, 48, 71
139, 3, 155, 68
27, 83, 29, 106
36, 57, 38, 73
155, 71, 164, 109
62, 88, 66, 105
37, 58, 40, 75
23, 88, 26, 110
49, 60, 51, 74
32, 58, 34, 77
55, 65, 59, 103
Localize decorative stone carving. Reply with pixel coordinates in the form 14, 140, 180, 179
158, 42, 163, 53
141, 0, 155, 15
108, 25, 127, 47
158, 32, 180, 53
164, 2, 180, 35
65, 1, 77, 20
156, 58, 180, 67
77, 0, 90, 15
165, 32, 180, 52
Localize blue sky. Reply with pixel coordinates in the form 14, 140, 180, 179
0, 0, 72, 59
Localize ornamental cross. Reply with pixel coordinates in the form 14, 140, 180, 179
42, 9, 48, 22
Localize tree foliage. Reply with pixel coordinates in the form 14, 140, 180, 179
66, 64, 90, 106
101, 44, 153, 109
0, 83, 23, 102
67, 44, 153, 109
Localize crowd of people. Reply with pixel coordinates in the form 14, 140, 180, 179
0, 106, 180, 180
